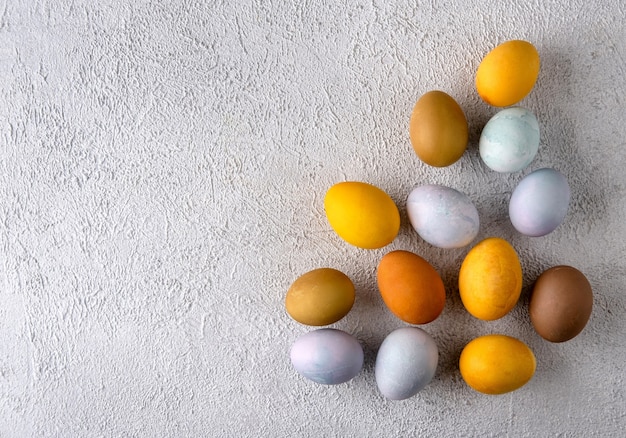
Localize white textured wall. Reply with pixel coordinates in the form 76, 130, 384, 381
1, 1, 625, 436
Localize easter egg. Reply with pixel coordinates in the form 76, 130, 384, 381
509, 168, 570, 237
476, 40, 540, 107
375, 327, 438, 400
409, 90, 468, 167
479, 107, 540, 173
324, 181, 400, 249
459, 237, 522, 321
406, 184, 479, 249
285, 268, 355, 326
377, 250, 446, 324
459, 334, 536, 395
290, 328, 363, 385
529, 265, 593, 343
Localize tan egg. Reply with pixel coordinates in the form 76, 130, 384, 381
409, 90, 468, 167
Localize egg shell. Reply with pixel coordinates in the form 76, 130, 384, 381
459, 237, 523, 321
324, 181, 400, 249
409, 90, 468, 167
290, 328, 363, 385
377, 250, 446, 325
476, 40, 540, 107
285, 268, 355, 326
479, 107, 540, 173
407, 184, 479, 249
529, 265, 593, 343
509, 168, 570, 237
459, 334, 536, 395
375, 327, 438, 400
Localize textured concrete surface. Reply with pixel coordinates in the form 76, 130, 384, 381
1, 1, 625, 436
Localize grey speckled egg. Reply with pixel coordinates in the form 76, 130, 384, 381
479, 107, 540, 173
407, 184, 479, 249
375, 327, 438, 400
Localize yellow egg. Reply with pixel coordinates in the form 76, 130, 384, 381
476, 40, 540, 107
459, 334, 536, 395
458, 237, 522, 320
409, 90, 468, 167
324, 181, 400, 249
285, 268, 355, 326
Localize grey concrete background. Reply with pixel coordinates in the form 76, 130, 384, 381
1, 0, 625, 436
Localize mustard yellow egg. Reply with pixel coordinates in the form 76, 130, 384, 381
324, 182, 400, 249
409, 90, 468, 167
285, 268, 355, 326
476, 40, 540, 107
458, 237, 522, 321
459, 334, 536, 395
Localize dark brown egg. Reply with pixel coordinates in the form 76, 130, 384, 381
529, 266, 593, 343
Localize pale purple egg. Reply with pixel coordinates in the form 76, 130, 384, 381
290, 328, 363, 385
375, 327, 438, 400
407, 184, 479, 248
509, 168, 570, 237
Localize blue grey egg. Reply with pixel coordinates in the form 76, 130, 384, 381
407, 184, 479, 248
290, 328, 363, 385
479, 107, 540, 173
375, 327, 438, 400
509, 168, 570, 237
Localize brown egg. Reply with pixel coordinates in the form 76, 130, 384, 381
409, 90, 468, 167
529, 266, 593, 343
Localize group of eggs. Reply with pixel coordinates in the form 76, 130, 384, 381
285, 40, 593, 399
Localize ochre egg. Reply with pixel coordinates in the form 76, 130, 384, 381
460, 334, 536, 395
476, 40, 540, 107
324, 181, 400, 249
409, 90, 468, 167
459, 237, 522, 321
285, 268, 355, 326
529, 265, 593, 343
377, 250, 446, 324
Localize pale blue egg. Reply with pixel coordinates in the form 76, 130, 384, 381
509, 168, 570, 237
290, 328, 363, 385
407, 184, 479, 249
375, 327, 438, 400
479, 107, 540, 173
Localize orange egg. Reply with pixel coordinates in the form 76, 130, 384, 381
377, 250, 446, 324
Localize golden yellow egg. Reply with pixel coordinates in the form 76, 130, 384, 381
285, 268, 355, 326
458, 237, 522, 320
460, 334, 536, 395
409, 90, 468, 167
324, 181, 400, 249
476, 40, 540, 107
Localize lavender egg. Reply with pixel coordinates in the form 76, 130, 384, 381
375, 327, 438, 400
509, 168, 570, 237
407, 184, 479, 248
290, 328, 363, 385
